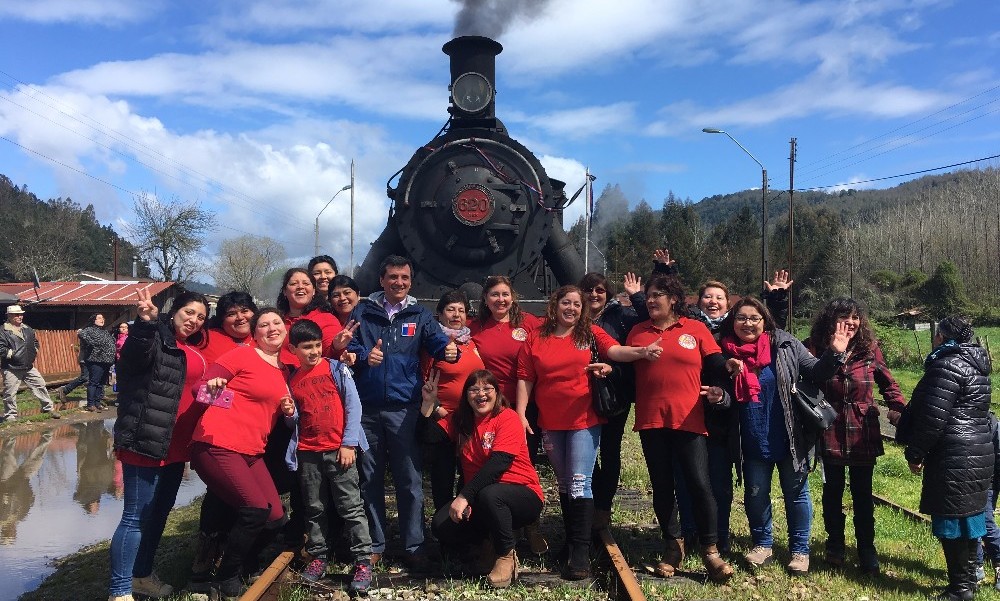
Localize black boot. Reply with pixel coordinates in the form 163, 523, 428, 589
213, 506, 270, 600
554, 493, 570, 564
187, 531, 224, 593
937, 537, 974, 601
562, 498, 594, 580
823, 504, 847, 567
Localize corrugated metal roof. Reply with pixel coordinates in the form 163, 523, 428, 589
0, 281, 175, 306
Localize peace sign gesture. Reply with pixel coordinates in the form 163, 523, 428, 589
136, 288, 158, 322
334, 320, 360, 351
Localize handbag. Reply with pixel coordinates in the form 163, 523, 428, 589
589, 337, 627, 418
791, 378, 837, 432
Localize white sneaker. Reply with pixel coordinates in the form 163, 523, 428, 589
109, 595, 134, 601
132, 573, 173, 598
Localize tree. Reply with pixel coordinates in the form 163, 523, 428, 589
213, 235, 287, 301
660, 196, 704, 290
126, 193, 218, 283
919, 260, 971, 318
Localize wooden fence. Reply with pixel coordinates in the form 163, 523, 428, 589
34, 330, 81, 380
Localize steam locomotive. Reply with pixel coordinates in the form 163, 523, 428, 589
354, 36, 586, 302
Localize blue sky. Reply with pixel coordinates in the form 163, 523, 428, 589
0, 0, 997, 273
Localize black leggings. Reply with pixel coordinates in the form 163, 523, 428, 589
432, 483, 542, 554
592, 404, 630, 511
821, 463, 876, 551
639, 428, 718, 545
425, 438, 459, 511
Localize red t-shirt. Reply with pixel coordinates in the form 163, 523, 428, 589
203, 327, 253, 364
626, 317, 721, 434
281, 310, 342, 367
516, 325, 616, 431
470, 312, 542, 402
421, 338, 486, 429
442, 407, 544, 502
118, 341, 209, 467
191, 346, 290, 455
289, 360, 346, 452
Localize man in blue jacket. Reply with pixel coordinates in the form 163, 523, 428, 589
348, 255, 457, 571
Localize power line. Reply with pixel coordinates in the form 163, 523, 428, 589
795, 152, 1000, 191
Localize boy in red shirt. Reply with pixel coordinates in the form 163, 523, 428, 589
282, 320, 372, 593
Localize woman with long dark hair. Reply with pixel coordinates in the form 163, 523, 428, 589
428, 370, 543, 588
110, 290, 210, 601
276, 267, 353, 367
718, 296, 847, 575
807, 298, 906, 574
905, 316, 993, 600
308, 255, 339, 297
79, 313, 117, 412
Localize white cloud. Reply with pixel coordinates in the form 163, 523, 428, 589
507, 102, 637, 139
217, 0, 455, 33
0, 0, 162, 24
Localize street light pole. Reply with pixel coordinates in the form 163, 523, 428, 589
703, 128, 768, 290
314, 184, 352, 256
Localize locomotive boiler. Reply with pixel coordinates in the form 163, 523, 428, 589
355, 36, 586, 301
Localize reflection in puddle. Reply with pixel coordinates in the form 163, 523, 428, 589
0, 419, 205, 600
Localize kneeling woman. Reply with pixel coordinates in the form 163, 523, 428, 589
428, 370, 543, 588
190, 308, 293, 599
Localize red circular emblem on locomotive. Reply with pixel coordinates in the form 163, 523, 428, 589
453, 184, 494, 226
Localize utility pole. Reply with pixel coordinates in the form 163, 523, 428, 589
788, 137, 796, 329
350, 159, 356, 276
584, 167, 591, 273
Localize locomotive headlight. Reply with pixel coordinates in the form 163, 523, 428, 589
451, 72, 492, 114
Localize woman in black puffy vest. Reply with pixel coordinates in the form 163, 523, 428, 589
904, 316, 994, 601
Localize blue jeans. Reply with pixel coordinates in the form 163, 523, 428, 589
359, 402, 423, 554
541, 426, 601, 499
86, 362, 110, 407
743, 455, 812, 554
109, 462, 185, 596
675, 441, 734, 548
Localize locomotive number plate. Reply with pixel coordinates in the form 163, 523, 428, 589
453, 184, 494, 226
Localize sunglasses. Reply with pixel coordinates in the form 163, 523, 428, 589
583, 287, 607, 294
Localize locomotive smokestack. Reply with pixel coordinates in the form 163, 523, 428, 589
443, 36, 503, 124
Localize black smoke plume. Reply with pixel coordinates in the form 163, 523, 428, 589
453, 0, 552, 38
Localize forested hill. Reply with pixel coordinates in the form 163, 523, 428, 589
691, 170, 984, 228
0, 174, 146, 282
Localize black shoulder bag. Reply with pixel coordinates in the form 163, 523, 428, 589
792, 378, 837, 432
589, 337, 628, 418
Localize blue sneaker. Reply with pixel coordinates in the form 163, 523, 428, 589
350, 561, 372, 594
301, 558, 328, 583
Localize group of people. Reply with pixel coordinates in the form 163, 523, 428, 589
101, 250, 994, 601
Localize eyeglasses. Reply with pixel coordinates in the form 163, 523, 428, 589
469, 386, 496, 396
583, 287, 607, 294
734, 315, 763, 324
648, 291, 670, 299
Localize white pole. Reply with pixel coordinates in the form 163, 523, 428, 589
350, 159, 356, 276
584, 167, 591, 273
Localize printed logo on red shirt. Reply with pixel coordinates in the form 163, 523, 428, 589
511, 328, 527, 341
678, 334, 697, 350
401, 322, 416, 337
482, 431, 495, 450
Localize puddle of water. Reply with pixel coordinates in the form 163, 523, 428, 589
0, 419, 205, 600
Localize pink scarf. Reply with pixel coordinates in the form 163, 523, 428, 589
720, 334, 772, 403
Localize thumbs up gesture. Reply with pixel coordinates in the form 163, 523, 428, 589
368, 338, 384, 367
443, 334, 459, 363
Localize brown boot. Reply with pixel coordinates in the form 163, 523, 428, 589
473, 537, 497, 576
523, 521, 548, 555
487, 550, 518, 588
592, 509, 612, 532
701, 543, 733, 583
653, 537, 685, 578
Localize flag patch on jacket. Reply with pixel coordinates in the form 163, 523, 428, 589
401, 322, 416, 337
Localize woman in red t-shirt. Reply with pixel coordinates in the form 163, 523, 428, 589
516, 285, 654, 580
110, 289, 210, 601
276, 268, 348, 367
469, 275, 546, 553
624, 274, 734, 583
427, 369, 542, 589
189, 308, 293, 599
420, 290, 486, 510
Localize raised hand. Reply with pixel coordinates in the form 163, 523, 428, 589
585, 362, 612, 377
653, 248, 675, 266
368, 339, 384, 367
623, 272, 642, 296
334, 320, 360, 350
764, 269, 794, 292
830, 321, 850, 354
644, 338, 663, 361
136, 288, 158, 322
443, 334, 459, 362
422, 369, 441, 406
700, 385, 725, 404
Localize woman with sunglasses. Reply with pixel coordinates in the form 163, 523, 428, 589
577, 271, 647, 532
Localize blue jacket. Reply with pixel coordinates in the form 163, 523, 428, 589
347, 292, 454, 407
285, 358, 369, 471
